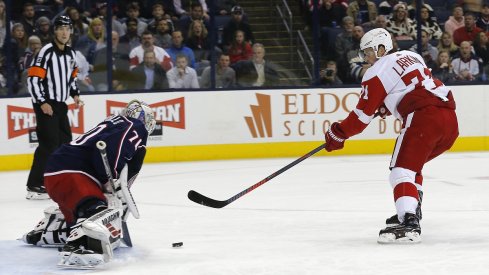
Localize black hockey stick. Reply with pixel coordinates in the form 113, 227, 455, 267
96, 141, 133, 247
188, 143, 326, 208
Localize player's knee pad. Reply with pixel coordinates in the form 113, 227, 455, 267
389, 167, 416, 189
22, 206, 69, 247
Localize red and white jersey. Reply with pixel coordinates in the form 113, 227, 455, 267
337, 50, 453, 139
129, 45, 173, 71
359, 50, 451, 120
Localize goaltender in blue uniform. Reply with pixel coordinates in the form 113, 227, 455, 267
22, 100, 156, 269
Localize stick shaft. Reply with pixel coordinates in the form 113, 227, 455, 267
188, 143, 326, 208
96, 141, 133, 247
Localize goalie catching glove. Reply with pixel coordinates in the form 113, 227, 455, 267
325, 122, 348, 152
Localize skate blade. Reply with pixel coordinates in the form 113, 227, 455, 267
57, 262, 98, 270
57, 253, 104, 269
26, 192, 50, 200
377, 232, 421, 244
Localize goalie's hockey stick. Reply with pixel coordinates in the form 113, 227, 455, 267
188, 143, 326, 208
96, 141, 133, 247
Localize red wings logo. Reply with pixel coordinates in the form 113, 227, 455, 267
7, 104, 84, 139
106, 98, 185, 129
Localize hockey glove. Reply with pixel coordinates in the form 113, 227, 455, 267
325, 122, 347, 152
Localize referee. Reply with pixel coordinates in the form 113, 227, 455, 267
26, 15, 84, 200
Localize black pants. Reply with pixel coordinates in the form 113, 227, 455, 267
27, 101, 72, 188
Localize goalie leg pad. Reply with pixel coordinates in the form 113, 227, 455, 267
59, 208, 122, 268
22, 206, 69, 247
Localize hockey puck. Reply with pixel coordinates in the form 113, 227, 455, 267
172, 242, 183, 248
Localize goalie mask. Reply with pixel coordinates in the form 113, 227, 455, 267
123, 100, 156, 134
359, 28, 393, 61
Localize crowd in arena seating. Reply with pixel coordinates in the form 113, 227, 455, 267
3, 0, 489, 94
0, 0, 285, 94
304, 0, 489, 85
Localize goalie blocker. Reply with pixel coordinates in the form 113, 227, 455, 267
21, 100, 155, 268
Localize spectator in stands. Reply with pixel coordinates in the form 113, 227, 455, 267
451, 40, 480, 81
378, 0, 400, 18
154, 18, 173, 49
75, 50, 94, 92
131, 50, 169, 90
348, 54, 370, 84
19, 2, 36, 37
317, 0, 347, 28
92, 31, 130, 89
362, 14, 388, 32
93, 2, 126, 37
200, 53, 236, 88
406, 1, 433, 20
213, 0, 237, 15
320, 60, 343, 85
147, 2, 172, 34
167, 30, 196, 68
18, 35, 42, 94
0, 0, 5, 48
222, 6, 254, 49
19, 35, 41, 72
173, 0, 209, 19
459, 0, 483, 14
76, 17, 106, 64
334, 16, 356, 81
232, 43, 280, 87
415, 6, 443, 40
432, 50, 455, 83
167, 54, 199, 88
119, 18, 141, 52
66, 7, 88, 46
178, 2, 210, 36
346, 0, 377, 26
477, 3, 489, 32
186, 19, 213, 70
473, 32, 489, 72
35, 17, 52, 46
453, 12, 483, 45
437, 31, 459, 58
386, 3, 416, 40
227, 30, 253, 64
409, 30, 438, 68
129, 30, 173, 71
444, 6, 465, 37
122, 2, 148, 36
11, 23, 28, 57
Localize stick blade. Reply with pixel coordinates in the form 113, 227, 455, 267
187, 190, 228, 208
121, 221, 133, 247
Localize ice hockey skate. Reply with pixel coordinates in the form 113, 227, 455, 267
26, 186, 50, 200
385, 191, 423, 226
378, 213, 421, 244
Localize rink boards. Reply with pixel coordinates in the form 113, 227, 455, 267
0, 86, 488, 171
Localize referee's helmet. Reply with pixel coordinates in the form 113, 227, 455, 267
54, 15, 73, 30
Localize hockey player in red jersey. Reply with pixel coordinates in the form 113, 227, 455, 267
324, 28, 459, 243
21, 100, 156, 268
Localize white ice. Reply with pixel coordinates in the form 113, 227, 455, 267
1, 152, 489, 275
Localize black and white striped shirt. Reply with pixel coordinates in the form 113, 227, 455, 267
27, 42, 80, 104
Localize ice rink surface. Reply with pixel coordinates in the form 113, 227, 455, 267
0, 151, 488, 275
